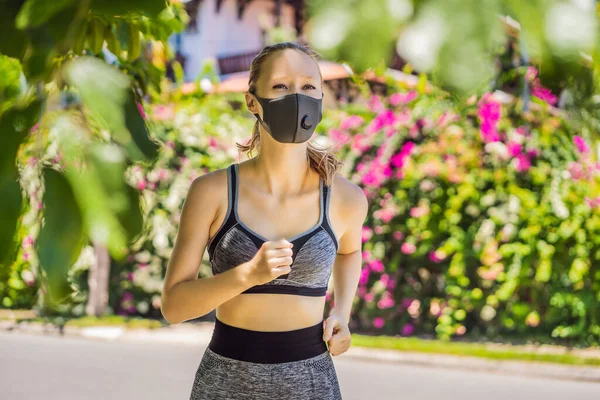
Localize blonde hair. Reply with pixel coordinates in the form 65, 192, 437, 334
236, 41, 343, 187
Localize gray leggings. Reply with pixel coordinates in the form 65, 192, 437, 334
189, 317, 342, 399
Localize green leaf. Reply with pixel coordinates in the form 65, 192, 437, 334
36, 168, 85, 304
0, 169, 23, 265
86, 143, 143, 242
90, 0, 167, 18
124, 92, 159, 160
65, 57, 159, 161
15, 0, 75, 29
0, 0, 28, 59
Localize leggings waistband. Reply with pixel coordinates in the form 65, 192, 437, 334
208, 317, 328, 364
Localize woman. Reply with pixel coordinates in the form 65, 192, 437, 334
161, 42, 368, 400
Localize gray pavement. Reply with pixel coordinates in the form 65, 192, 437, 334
2, 331, 600, 400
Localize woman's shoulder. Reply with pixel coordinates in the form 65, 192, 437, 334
330, 173, 368, 216
188, 165, 232, 200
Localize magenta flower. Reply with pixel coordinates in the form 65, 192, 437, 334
531, 83, 558, 106
340, 115, 364, 130
429, 250, 447, 263
568, 161, 585, 180
136, 102, 147, 119
389, 90, 418, 106
362, 250, 372, 260
351, 134, 372, 154
362, 226, 373, 243
330, 128, 351, 145
361, 170, 383, 187
515, 154, 531, 172
401, 323, 415, 336
369, 259, 385, 273
573, 135, 590, 154
480, 119, 500, 143
392, 231, 404, 241
359, 268, 370, 285
409, 205, 429, 218
401, 242, 416, 254
377, 293, 395, 309
366, 95, 385, 113
507, 142, 522, 157
478, 98, 501, 122
525, 66, 538, 82
373, 317, 385, 329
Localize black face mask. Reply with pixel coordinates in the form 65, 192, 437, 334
251, 92, 324, 143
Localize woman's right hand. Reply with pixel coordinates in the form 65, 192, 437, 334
247, 239, 294, 286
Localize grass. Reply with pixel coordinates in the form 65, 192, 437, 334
351, 333, 600, 367
0, 312, 166, 330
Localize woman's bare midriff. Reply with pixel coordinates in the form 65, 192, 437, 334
216, 294, 327, 331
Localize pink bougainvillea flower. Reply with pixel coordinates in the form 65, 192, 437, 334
359, 268, 370, 285
515, 126, 529, 136
525, 66, 538, 82
369, 259, 385, 273
136, 102, 147, 119
531, 82, 558, 106
480, 119, 500, 143
436, 111, 459, 128
151, 104, 175, 121
362, 226, 373, 243
515, 154, 531, 172
340, 115, 364, 130
401, 323, 415, 336
527, 148, 541, 158
410, 205, 429, 218
507, 142, 522, 157
137, 180, 147, 190
366, 94, 385, 113
329, 128, 351, 146
377, 292, 395, 309
478, 97, 501, 122
390, 141, 416, 168
584, 196, 599, 208
351, 134, 372, 154
429, 249, 447, 263
389, 90, 418, 106
401, 298, 415, 309
208, 137, 219, 148
567, 161, 585, 180
392, 231, 404, 241
573, 135, 590, 154
401, 242, 416, 254
373, 317, 385, 329
362, 250, 372, 260
361, 170, 382, 187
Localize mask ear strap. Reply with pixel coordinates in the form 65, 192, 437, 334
253, 112, 269, 133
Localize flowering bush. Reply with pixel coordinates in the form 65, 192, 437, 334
6, 73, 600, 346
324, 77, 600, 343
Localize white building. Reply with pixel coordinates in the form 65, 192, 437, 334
176, 0, 306, 81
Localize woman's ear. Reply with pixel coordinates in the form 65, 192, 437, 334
245, 91, 256, 111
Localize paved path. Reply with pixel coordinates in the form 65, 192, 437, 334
2, 332, 599, 399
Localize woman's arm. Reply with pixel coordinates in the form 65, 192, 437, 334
160, 170, 256, 324
329, 179, 369, 324
322, 177, 368, 356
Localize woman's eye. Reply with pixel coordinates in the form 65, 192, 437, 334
273, 84, 316, 90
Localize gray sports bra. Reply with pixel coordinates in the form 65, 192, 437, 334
207, 163, 339, 297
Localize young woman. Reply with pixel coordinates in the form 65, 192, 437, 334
161, 41, 368, 400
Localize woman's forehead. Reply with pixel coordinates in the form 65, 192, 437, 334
259, 49, 321, 82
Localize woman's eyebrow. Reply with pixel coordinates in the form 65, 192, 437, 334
270, 75, 318, 81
